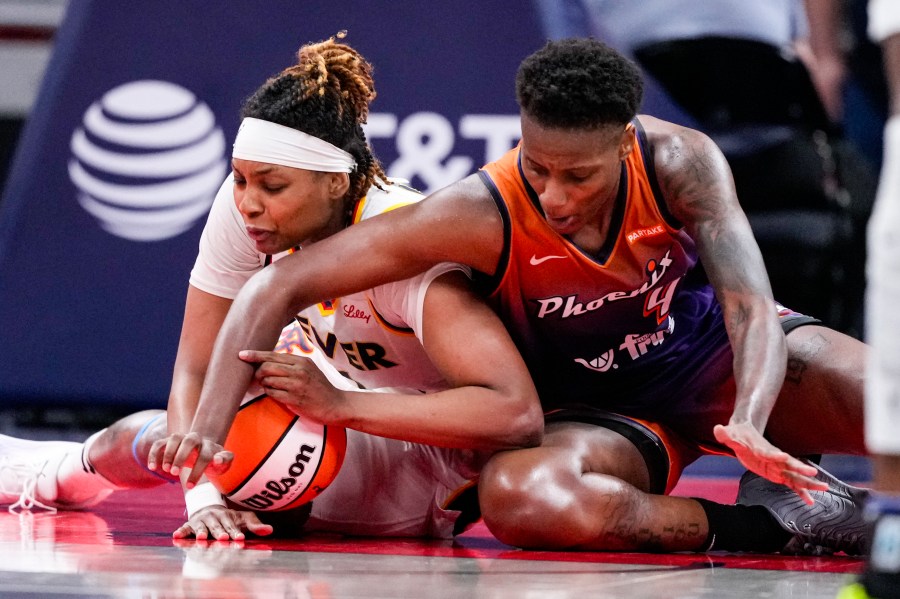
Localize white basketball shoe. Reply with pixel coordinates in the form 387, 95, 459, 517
0, 434, 83, 512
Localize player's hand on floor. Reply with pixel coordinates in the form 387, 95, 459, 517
173, 505, 273, 541
239, 349, 346, 423
713, 421, 827, 505
147, 432, 233, 487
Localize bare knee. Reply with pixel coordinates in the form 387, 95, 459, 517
478, 450, 639, 550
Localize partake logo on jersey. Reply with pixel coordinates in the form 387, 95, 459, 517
626, 224, 666, 244
68, 80, 228, 242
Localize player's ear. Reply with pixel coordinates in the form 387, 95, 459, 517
329, 172, 351, 199
618, 123, 636, 161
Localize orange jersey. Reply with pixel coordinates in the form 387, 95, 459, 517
477, 119, 732, 417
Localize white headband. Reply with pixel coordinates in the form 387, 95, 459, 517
232, 117, 356, 173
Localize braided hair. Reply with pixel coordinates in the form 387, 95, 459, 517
241, 32, 387, 219
516, 37, 643, 130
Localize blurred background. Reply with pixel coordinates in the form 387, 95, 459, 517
0, 0, 886, 487
0, 0, 63, 196
0, 0, 545, 434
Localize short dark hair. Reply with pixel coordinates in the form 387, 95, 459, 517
516, 38, 643, 129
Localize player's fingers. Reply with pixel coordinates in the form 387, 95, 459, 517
235, 512, 274, 537
264, 386, 287, 399
255, 367, 305, 389
172, 522, 195, 539
238, 349, 269, 364
185, 457, 213, 488
783, 469, 829, 492
260, 372, 311, 395
787, 456, 820, 478
245, 521, 274, 537
795, 487, 815, 506
259, 356, 311, 377
173, 441, 212, 487
219, 516, 247, 541
781, 476, 817, 506
202, 519, 231, 542
254, 362, 284, 379
258, 374, 285, 390
760, 454, 795, 479
192, 522, 209, 541
168, 435, 200, 475
240, 350, 294, 365
161, 434, 193, 473
208, 451, 234, 475
147, 435, 176, 471
185, 507, 244, 541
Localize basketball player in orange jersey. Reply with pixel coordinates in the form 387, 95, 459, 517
0, 35, 543, 540
162, 37, 873, 554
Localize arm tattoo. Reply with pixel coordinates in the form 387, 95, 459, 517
785, 332, 828, 385
662, 134, 760, 296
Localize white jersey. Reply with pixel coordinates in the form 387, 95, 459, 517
868, 0, 900, 43
865, 0, 900, 454
190, 175, 467, 394
189, 175, 480, 537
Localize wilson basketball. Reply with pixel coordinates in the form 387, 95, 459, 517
208, 395, 347, 511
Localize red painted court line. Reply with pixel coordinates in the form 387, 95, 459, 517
84, 482, 863, 575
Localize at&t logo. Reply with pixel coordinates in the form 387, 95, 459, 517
68, 80, 227, 241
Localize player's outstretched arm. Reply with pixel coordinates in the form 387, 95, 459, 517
241, 269, 543, 450
166, 176, 506, 487
647, 116, 823, 500
147, 285, 236, 522
165, 285, 234, 436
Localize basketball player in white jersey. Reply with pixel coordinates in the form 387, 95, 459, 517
0, 34, 543, 541
838, 2, 900, 597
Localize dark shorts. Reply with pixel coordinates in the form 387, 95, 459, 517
549, 304, 821, 495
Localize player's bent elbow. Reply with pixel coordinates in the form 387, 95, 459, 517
241, 267, 301, 324
502, 397, 544, 449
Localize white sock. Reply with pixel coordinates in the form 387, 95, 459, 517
50, 429, 122, 507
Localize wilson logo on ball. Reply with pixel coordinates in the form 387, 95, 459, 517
237, 443, 318, 510
209, 395, 346, 512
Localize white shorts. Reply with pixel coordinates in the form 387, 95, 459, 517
305, 429, 485, 539
865, 116, 900, 455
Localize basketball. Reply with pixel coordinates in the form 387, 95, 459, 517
208, 395, 347, 512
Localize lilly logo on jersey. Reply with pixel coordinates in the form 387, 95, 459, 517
342, 304, 372, 323
237, 444, 318, 510
68, 80, 227, 241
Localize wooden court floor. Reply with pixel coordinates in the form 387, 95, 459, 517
0, 472, 864, 599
